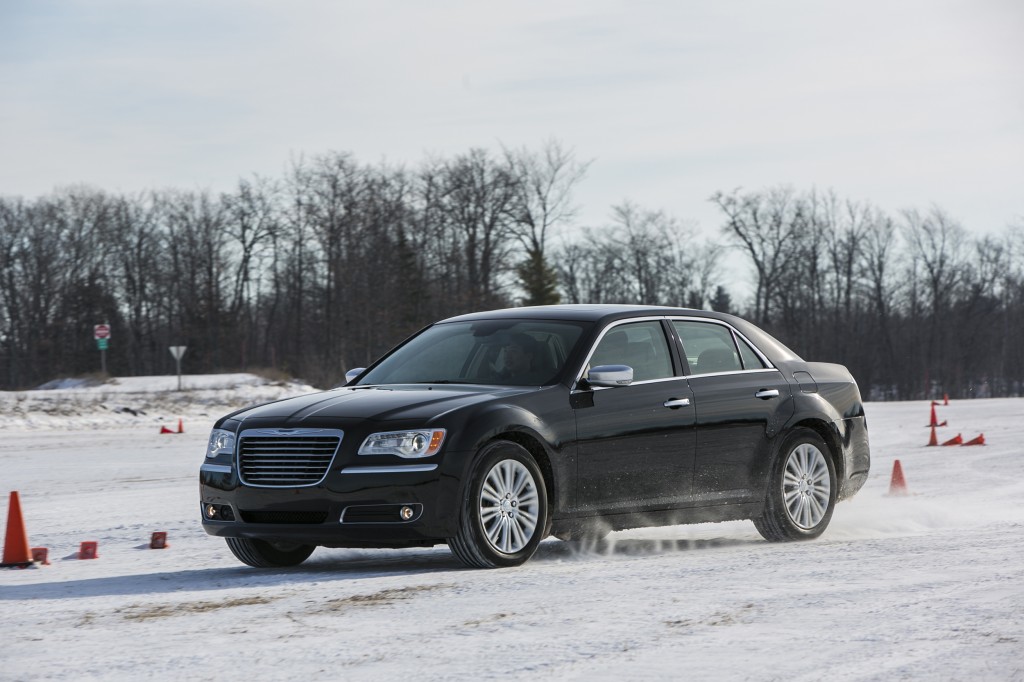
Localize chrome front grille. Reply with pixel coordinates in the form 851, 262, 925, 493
237, 428, 343, 487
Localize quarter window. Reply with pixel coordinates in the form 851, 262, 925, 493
737, 336, 767, 369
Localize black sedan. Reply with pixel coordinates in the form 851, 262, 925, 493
200, 305, 870, 568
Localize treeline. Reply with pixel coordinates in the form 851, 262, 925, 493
1, 142, 1021, 399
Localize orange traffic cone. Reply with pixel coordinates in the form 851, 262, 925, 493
160, 425, 175, 434
942, 433, 963, 446
926, 403, 938, 427
962, 433, 985, 446
887, 460, 909, 496
927, 425, 938, 446
1, 491, 33, 568
177, 418, 184, 434
943, 393, 949, 406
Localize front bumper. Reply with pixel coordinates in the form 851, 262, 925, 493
200, 454, 470, 548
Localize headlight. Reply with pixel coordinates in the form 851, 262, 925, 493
358, 429, 446, 458
206, 428, 236, 458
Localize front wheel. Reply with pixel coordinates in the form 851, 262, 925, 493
753, 428, 836, 542
225, 537, 316, 568
448, 441, 549, 568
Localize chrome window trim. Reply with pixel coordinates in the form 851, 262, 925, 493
200, 463, 232, 474
572, 316, 678, 391
668, 316, 776, 373
340, 464, 438, 474
684, 368, 783, 379
236, 427, 344, 488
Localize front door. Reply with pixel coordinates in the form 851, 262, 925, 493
573, 320, 696, 512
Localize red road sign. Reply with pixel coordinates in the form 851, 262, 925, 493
94, 324, 111, 340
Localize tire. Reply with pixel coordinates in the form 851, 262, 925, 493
225, 537, 316, 568
448, 441, 549, 568
753, 427, 837, 542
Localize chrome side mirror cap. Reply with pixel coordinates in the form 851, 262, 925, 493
586, 364, 633, 388
344, 368, 366, 384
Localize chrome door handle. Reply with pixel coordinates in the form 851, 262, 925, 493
755, 389, 780, 399
663, 398, 691, 408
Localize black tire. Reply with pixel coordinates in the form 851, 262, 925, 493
753, 427, 837, 542
448, 441, 549, 569
225, 537, 316, 568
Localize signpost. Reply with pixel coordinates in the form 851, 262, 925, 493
169, 346, 187, 391
94, 324, 111, 374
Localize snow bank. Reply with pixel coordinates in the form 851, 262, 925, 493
1, 373, 317, 430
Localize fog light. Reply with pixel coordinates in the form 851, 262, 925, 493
206, 504, 218, 519
400, 506, 415, 521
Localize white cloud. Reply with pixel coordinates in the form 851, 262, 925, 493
1, 0, 1020, 233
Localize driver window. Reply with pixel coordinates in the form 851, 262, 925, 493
590, 321, 673, 382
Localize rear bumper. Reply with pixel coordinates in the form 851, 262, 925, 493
837, 415, 870, 501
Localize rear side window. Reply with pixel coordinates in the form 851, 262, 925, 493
672, 321, 742, 374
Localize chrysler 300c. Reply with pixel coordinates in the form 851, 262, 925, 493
200, 305, 870, 569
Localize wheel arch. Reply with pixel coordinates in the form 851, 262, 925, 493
484, 430, 557, 521
788, 417, 844, 483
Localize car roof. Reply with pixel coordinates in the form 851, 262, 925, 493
439, 304, 803, 363
441, 304, 726, 324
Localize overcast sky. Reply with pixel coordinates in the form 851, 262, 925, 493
2, 0, 1021, 241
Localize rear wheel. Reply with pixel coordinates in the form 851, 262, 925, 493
448, 441, 548, 568
753, 428, 836, 542
225, 537, 316, 568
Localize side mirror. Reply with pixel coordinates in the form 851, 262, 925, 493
344, 368, 366, 384
586, 364, 633, 388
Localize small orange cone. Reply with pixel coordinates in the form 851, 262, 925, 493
943, 393, 949, 405
942, 433, 963, 446
926, 403, 938, 427
150, 532, 168, 549
177, 418, 184, 434
1, 491, 33, 568
78, 541, 99, 560
927, 425, 938, 446
887, 460, 909, 496
31, 547, 50, 565
962, 433, 985, 446
160, 425, 175, 434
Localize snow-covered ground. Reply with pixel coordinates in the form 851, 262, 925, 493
1, 378, 1022, 681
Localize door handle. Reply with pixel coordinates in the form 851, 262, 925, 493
663, 398, 691, 408
755, 389, 780, 399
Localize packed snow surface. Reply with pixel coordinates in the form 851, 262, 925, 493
1, 378, 1022, 681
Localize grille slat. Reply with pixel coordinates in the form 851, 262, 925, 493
237, 429, 343, 487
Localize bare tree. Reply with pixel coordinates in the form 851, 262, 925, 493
503, 140, 590, 305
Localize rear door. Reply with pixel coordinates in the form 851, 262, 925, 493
671, 319, 794, 506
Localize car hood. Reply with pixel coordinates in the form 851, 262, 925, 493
230, 384, 535, 424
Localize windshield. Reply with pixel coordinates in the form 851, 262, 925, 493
356, 319, 589, 386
